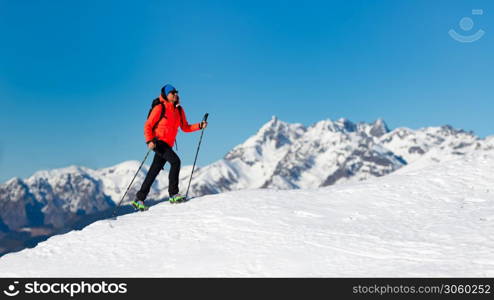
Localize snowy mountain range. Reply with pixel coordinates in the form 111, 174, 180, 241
1, 143, 493, 276
188, 116, 484, 194
0, 116, 491, 256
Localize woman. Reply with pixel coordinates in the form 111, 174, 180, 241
132, 84, 207, 211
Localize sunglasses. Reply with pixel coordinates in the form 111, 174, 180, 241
170, 90, 179, 95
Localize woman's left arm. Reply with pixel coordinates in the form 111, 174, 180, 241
179, 107, 201, 132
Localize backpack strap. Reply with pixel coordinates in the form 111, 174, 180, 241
152, 102, 166, 131
177, 105, 184, 127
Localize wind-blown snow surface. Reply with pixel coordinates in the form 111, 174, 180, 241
1, 151, 493, 277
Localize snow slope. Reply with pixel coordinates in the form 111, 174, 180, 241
0, 150, 493, 277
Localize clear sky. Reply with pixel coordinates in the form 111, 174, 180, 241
1, 0, 493, 182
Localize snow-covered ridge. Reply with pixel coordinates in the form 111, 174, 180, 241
0, 117, 490, 241
1, 149, 493, 277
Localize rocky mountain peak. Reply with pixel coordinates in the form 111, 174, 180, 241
370, 118, 390, 137
336, 118, 357, 132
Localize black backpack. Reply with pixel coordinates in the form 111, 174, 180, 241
147, 98, 166, 131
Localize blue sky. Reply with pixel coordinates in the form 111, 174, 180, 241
0, 0, 493, 182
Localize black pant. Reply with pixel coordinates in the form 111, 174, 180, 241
136, 140, 181, 201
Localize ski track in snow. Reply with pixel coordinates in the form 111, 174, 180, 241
0, 153, 493, 277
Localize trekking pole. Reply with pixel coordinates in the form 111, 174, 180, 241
185, 113, 209, 200
111, 148, 152, 218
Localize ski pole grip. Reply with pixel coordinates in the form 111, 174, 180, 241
203, 113, 209, 122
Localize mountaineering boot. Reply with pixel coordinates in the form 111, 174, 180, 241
131, 199, 149, 211
169, 194, 187, 204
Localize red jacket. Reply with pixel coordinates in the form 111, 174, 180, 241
144, 95, 201, 147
